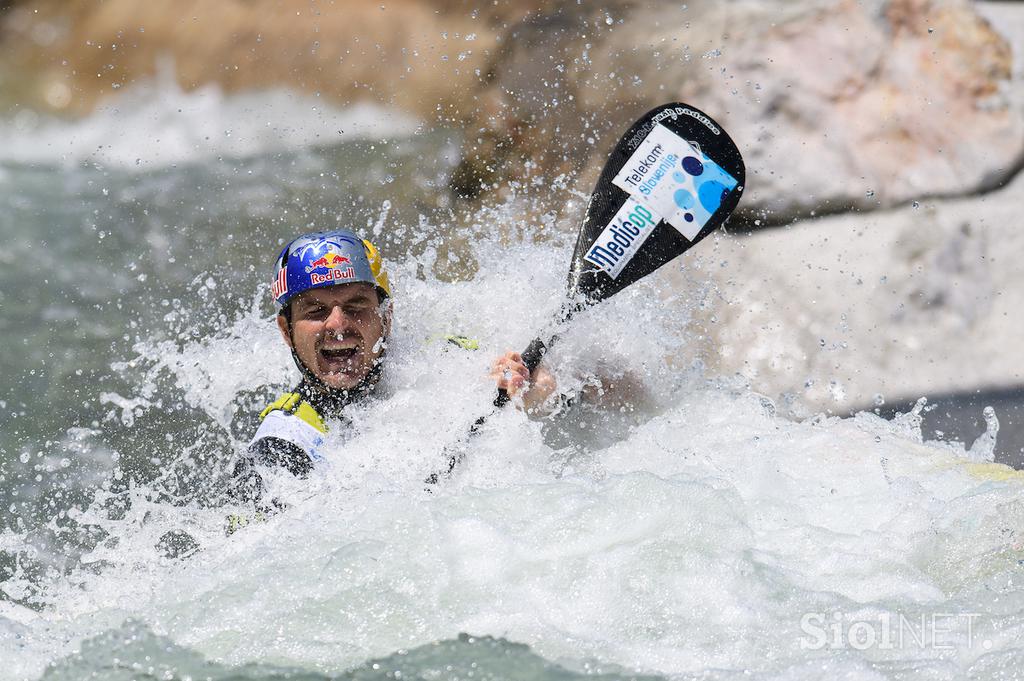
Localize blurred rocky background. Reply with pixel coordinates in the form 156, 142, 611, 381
2, 0, 1022, 459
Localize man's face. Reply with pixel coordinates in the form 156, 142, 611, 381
277, 283, 391, 391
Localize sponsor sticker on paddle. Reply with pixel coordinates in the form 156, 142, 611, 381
584, 197, 658, 279
612, 123, 738, 240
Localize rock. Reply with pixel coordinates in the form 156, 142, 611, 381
0, 0, 517, 117
665, 168, 1024, 414
155, 528, 200, 559
455, 0, 1024, 223
449, 6, 617, 199
4, 0, 1021, 221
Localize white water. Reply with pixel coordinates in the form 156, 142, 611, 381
2, 230, 1022, 680
1, 77, 1022, 679
0, 62, 420, 170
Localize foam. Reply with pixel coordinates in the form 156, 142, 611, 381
4, 234, 1023, 680
0, 67, 420, 170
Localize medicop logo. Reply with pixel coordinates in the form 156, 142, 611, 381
584, 198, 658, 279
613, 123, 738, 240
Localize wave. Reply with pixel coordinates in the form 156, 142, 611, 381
0, 61, 420, 170
2, 235, 1022, 680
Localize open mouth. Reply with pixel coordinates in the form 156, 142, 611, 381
318, 345, 360, 372
320, 347, 358, 361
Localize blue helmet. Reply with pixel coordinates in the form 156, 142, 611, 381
270, 230, 392, 310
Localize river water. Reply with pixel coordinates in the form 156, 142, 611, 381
2, 82, 1023, 680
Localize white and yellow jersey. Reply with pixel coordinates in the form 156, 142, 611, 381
249, 391, 329, 462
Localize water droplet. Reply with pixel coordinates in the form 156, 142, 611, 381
912, 201, 920, 209
968, 406, 1000, 461
865, 189, 875, 198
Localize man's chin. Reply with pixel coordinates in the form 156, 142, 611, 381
317, 371, 364, 391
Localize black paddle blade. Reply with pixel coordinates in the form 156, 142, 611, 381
566, 103, 745, 305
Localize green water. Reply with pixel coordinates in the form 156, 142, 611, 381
4, 87, 1023, 681
41, 623, 661, 681
0, 133, 461, 569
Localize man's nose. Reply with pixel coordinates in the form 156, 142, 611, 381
324, 306, 352, 331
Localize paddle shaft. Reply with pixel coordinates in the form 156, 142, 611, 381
424, 102, 745, 486
494, 296, 584, 407
493, 337, 549, 407
423, 336, 552, 485
424, 302, 578, 486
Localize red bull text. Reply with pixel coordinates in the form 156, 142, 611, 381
309, 266, 356, 285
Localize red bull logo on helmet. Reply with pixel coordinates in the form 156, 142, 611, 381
274, 230, 383, 309
309, 266, 356, 285
305, 252, 353, 273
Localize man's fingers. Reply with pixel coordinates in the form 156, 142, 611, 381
490, 361, 527, 377
489, 350, 535, 396
498, 369, 528, 387
491, 355, 529, 376
506, 373, 527, 395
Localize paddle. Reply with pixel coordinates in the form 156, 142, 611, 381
426, 102, 745, 484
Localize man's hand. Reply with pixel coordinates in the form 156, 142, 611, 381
490, 351, 557, 415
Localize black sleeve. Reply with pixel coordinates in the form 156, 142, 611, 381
249, 436, 314, 478
226, 437, 313, 507
226, 454, 265, 506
